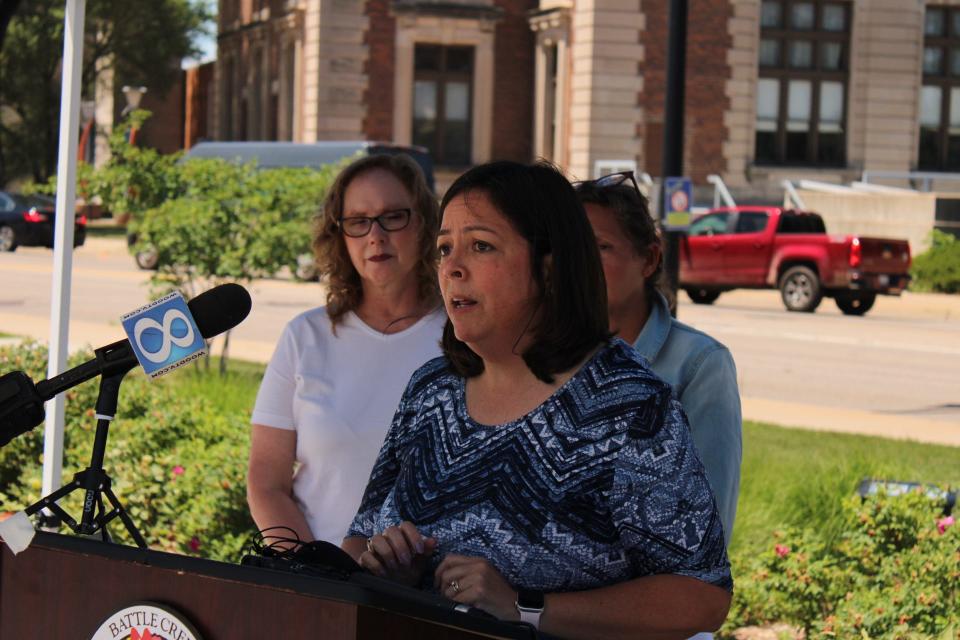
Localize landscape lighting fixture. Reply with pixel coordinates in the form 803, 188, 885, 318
856, 478, 956, 515
121, 85, 147, 114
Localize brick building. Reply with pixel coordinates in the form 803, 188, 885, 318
213, 0, 960, 199
214, 0, 535, 186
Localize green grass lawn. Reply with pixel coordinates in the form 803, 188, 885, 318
167, 359, 960, 562
732, 421, 960, 558
168, 356, 264, 415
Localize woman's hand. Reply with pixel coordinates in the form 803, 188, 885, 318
360, 521, 436, 587
434, 554, 520, 621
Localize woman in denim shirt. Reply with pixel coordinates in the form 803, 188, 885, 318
577, 175, 742, 548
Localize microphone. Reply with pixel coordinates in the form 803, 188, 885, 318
0, 283, 252, 447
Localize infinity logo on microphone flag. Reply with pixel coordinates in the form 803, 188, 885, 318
121, 292, 207, 378
133, 308, 196, 363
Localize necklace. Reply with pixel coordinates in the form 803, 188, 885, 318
368, 302, 442, 335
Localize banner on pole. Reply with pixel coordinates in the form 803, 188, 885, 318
662, 176, 693, 230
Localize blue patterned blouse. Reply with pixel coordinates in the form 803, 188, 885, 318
348, 340, 732, 593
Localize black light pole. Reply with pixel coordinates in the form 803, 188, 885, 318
662, 0, 687, 317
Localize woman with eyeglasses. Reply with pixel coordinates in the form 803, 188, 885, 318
343, 162, 732, 639
575, 173, 742, 550
247, 154, 446, 546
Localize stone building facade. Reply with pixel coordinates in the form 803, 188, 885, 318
213, 0, 960, 199
214, 0, 535, 186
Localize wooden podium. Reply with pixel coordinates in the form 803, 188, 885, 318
0, 532, 532, 639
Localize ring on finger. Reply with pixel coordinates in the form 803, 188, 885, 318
450, 579, 461, 594
366, 537, 375, 553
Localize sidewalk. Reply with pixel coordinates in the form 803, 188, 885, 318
742, 397, 960, 447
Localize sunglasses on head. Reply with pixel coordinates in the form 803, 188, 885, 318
573, 171, 642, 196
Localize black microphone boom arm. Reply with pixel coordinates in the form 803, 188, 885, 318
35, 339, 137, 401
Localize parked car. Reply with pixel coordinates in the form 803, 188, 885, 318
129, 141, 435, 275
0, 191, 86, 252
680, 207, 911, 315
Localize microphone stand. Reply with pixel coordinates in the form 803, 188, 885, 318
24, 362, 147, 549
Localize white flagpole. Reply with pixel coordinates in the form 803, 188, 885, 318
41, 0, 87, 505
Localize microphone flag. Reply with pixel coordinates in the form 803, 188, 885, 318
120, 292, 207, 379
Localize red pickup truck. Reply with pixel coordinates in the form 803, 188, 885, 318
679, 207, 911, 315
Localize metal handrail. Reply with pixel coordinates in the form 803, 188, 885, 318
706, 174, 736, 208
781, 180, 806, 209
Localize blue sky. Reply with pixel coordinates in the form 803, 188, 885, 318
182, 0, 217, 68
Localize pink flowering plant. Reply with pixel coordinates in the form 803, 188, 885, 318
723, 488, 960, 639
938, 515, 955, 535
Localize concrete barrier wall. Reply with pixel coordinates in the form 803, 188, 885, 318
790, 190, 938, 254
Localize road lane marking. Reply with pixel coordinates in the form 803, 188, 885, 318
693, 321, 960, 357
7, 262, 150, 282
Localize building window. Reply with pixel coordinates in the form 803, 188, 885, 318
413, 44, 474, 167
919, 5, 960, 170
223, 58, 236, 140
280, 42, 296, 141
537, 43, 559, 161
755, 1, 850, 166
248, 48, 263, 140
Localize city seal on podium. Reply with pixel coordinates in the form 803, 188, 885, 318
89, 603, 202, 640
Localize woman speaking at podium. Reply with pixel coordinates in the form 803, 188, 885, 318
247, 154, 445, 546
343, 162, 732, 639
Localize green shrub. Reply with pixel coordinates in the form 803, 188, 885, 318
911, 230, 960, 294
133, 157, 343, 285
0, 341, 258, 562
723, 488, 960, 639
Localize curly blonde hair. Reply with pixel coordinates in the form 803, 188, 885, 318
312, 154, 440, 326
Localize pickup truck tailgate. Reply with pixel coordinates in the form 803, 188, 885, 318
856, 237, 911, 273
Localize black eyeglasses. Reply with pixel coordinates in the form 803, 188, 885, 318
574, 171, 642, 196
338, 208, 413, 237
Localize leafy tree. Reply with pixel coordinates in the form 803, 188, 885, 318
0, 0, 209, 185
31, 109, 345, 373
85, 109, 184, 222
27, 109, 182, 241
132, 156, 344, 373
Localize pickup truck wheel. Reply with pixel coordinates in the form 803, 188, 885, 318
779, 266, 822, 312
685, 288, 721, 305
835, 292, 876, 316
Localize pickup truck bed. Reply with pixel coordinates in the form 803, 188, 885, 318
679, 207, 911, 315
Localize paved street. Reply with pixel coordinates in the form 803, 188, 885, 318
0, 237, 316, 363
2, 236, 959, 445
679, 287, 960, 445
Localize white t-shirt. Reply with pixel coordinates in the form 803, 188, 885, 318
251, 306, 446, 544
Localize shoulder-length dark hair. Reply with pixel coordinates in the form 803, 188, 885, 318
312, 153, 440, 325
440, 161, 611, 383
